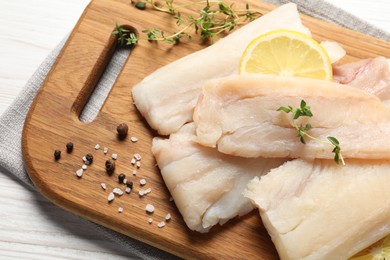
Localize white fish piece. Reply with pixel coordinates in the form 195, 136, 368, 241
194, 74, 390, 159
244, 159, 390, 260
320, 41, 346, 63
132, 3, 311, 135
333, 57, 390, 101
152, 123, 285, 233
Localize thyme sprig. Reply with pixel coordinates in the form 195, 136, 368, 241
277, 100, 345, 165
114, 0, 261, 46
112, 24, 138, 46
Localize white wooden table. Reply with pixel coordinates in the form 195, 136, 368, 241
0, 0, 388, 258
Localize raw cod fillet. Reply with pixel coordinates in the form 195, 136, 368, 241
151, 123, 285, 232
244, 159, 390, 260
193, 74, 390, 159
132, 3, 311, 135
333, 57, 390, 101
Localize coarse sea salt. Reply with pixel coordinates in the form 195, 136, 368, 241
113, 187, 124, 196
130, 137, 138, 143
112, 153, 118, 160
157, 221, 166, 228
140, 179, 146, 186
101, 183, 107, 190
108, 192, 115, 202
125, 187, 131, 194
95, 144, 100, 150
82, 164, 87, 170
145, 204, 155, 213
131, 158, 136, 165
134, 153, 141, 161
136, 161, 141, 168
76, 169, 83, 178
139, 188, 151, 197
103, 147, 108, 154
118, 207, 123, 213
165, 213, 171, 221
132, 169, 137, 176
148, 218, 153, 224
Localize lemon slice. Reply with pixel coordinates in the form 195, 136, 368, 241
350, 235, 390, 260
239, 30, 333, 80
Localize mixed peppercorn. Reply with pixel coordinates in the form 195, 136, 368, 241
52, 122, 171, 228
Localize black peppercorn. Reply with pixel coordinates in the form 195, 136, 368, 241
117, 123, 128, 140
54, 149, 61, 160
118, 173, 126, 184
126, 181, 133, 189
66, 142, 73, 153
105, 159, 115, 175
85, 153, 93, 164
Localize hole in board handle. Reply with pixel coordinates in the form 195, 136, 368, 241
76, 24, 136, 122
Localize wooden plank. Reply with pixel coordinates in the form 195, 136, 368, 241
21, 0, 390, 259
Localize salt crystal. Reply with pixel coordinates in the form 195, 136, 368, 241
131, 158, 136, 165
82, 156, 87, 163
136, 161, 141, 168
130, 137, 138, 143
123, 178, 127, 184
138, 188, 151, 197
125, 187, 131, 194
118, 207, 123, 213
165, 213, 171, 221
132, 169, 137, 176
134, 153, 141, 161
145, 204, 155, 213
112, 153, 118, 160
95, 144, 100, 150
157, 221, 166, 228
103, 147, 108, 154
113, 188, 124, 196
148, 218, 153, 224
76, 169, 83, 178
101, 183, 107, 190
107, 192, 115, 202
139, 179, 146, 186
82, 164, 87, 170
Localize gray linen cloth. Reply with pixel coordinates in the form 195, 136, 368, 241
0, 0, 388, 259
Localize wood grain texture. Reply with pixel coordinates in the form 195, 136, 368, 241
20, 0, 390, 259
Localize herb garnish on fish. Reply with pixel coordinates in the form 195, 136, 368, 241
113, 0, 262, 46
278, 100, 345, 165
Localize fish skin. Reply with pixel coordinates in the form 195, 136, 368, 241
151, 123, 285, 232
193, 74, 390, 159
132, 3, 311, 135
244, 159, 390, 260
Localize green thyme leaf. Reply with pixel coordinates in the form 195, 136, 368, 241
135, 1, 146, 10
277, 106, 292, 113
327, 136, 340, 146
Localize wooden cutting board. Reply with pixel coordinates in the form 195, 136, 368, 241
22, 0, 390, 259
